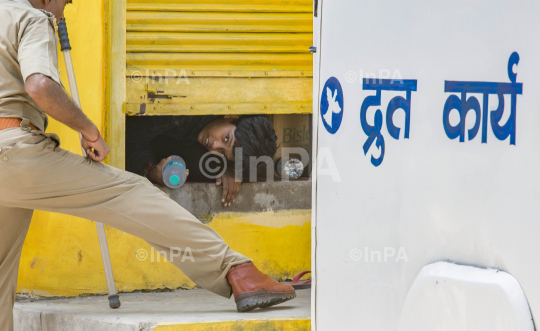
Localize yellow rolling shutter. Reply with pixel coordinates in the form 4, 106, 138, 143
125, 0, 313, 116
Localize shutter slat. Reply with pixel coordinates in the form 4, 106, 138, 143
127, 52, 311, 67
127, 12, 312, 32
127, 32, 311, 46
127, 24, 312, 33
128, 4, 312, 13
127, 45, 309, 53
127, 0, 312, 5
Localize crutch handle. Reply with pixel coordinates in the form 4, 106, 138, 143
57, 20, 72, 51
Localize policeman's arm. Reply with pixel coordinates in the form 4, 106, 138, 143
25, 74, 109, 161
18, 16, 108, 161
25, 74, 96, 140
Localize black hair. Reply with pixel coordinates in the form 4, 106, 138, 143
233, 116, 278, 178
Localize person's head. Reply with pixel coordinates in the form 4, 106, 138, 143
29, 0, 72, 20
197, 115, 277, 167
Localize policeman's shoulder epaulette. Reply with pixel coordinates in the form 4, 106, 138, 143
37, 9, 53, 18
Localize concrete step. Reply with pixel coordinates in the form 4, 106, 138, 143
14, 288, 311, 331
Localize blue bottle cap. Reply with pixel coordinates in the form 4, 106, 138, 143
169, 175, 180, 186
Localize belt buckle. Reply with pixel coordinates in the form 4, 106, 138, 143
20, 118, 32, 132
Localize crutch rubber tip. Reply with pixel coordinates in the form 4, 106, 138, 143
108, 294, 121, 309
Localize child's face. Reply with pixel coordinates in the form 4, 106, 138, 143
197, 118, 237, 161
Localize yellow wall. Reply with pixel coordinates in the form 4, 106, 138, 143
18, 208, 311, 297
154, 318, 311, 331
16, 0, 311, 298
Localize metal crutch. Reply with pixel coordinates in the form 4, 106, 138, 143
57, 19, 121, 309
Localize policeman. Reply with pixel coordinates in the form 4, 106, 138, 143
0, 0, 295, 329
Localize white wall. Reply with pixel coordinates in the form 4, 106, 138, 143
315, 1, 540, 329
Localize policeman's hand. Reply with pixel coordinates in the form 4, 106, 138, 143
81, 132, 110, 162
150, 156, 189, 186
216, 168, 241, 207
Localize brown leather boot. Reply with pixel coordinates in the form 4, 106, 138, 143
227, 262, 296, 312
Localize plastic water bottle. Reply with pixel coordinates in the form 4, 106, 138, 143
162, 155, 187, 189
275, 158, 304, 179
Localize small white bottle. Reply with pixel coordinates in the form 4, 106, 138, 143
275, 158, 304, 179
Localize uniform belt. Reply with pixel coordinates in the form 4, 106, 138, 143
0, 118, 38, 131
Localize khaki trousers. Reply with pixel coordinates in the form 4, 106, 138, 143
0, 128, 250, 331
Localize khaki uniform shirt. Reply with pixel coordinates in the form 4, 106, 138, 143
0, 0, 62, 132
